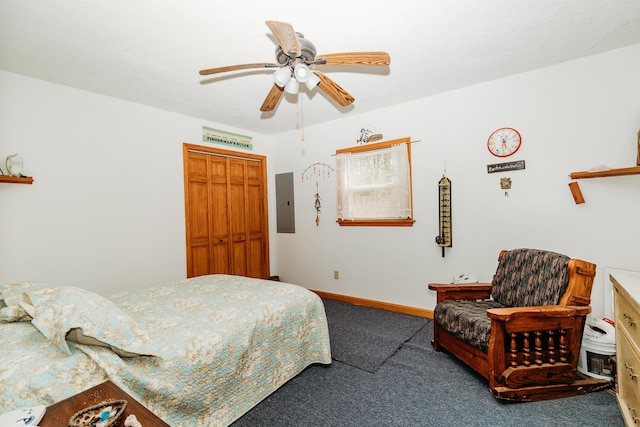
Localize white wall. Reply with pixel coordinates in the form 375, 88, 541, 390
269, 44, 640, 318
2, 44, 639, 317
0, 71, 274, 294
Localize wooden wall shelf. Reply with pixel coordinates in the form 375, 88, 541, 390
0, 175, 33, 184
569, 166, 640, 180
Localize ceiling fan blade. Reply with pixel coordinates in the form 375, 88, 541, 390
317, 52, 391, 66
266, 20, 300, 57
260, 84, 284, 112
315, 71, 354, 107
199, 63, 276, 76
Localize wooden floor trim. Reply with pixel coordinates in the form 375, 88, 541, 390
311, 290, 434, 319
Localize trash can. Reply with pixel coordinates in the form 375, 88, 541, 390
578, 316, 616, 381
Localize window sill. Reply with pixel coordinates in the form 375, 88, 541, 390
337, 218, 415, 227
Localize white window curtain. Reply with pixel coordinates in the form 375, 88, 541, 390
337, 142, 412, 220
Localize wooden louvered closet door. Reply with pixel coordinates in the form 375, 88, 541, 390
183, 143, 270, 279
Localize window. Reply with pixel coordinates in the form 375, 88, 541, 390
336, 137, 414, 226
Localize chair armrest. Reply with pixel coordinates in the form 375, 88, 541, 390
487, 305, 591, 333
429, 282, 493, 291
429, 282, 493, 303
487, 305, 591, 321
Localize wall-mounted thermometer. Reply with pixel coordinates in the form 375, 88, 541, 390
435, 175, 452, 257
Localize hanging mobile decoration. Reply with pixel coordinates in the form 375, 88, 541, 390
435, 166, 452, 258
301, 162, 334, 181
302, 162, 334, 226
314, 181, 322, 226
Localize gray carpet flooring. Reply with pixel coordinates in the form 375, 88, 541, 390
232, 300, 623, 427
322, 298, 429, 372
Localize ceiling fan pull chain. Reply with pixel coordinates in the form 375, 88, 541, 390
298, 96, 305, 141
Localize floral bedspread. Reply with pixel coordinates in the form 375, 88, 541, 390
0, 275, 332, 426
0, 321, 107, 409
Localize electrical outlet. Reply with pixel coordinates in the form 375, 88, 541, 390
334, 270, 339, 280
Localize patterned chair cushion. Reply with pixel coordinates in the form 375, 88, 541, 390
434, 300, 505, 352
491, 248, 570, 307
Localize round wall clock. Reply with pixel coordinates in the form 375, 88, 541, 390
487, 127, 522, 157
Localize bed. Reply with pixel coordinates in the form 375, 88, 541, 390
0, 274, 332, 426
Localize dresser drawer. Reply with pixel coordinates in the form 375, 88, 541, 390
617, 327, 640, 424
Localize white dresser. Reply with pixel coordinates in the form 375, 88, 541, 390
612, 270, 640, 425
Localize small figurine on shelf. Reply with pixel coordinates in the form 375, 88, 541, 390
6, 154, 25, 177
356, 128, 383, 145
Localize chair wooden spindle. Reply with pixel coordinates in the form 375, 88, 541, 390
559, 329, 567, 363
523, 332, 531, 367
535, 331, 543, 365
548, 330, 556, 364
510, 333, 518, 367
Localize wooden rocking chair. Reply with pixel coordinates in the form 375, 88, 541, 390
429, 248, 610, 401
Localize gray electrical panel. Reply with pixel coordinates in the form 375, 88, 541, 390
276, 172, 295, 233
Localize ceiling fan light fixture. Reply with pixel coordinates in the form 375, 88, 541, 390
273, 67, 292, 87
304, 72, 320, 90
293, 64, 311, 82
284, 78, 299, 94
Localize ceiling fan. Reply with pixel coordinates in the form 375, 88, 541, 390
199, 21, 391, 112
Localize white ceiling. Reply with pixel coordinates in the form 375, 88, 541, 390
2, 0, 640, 136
